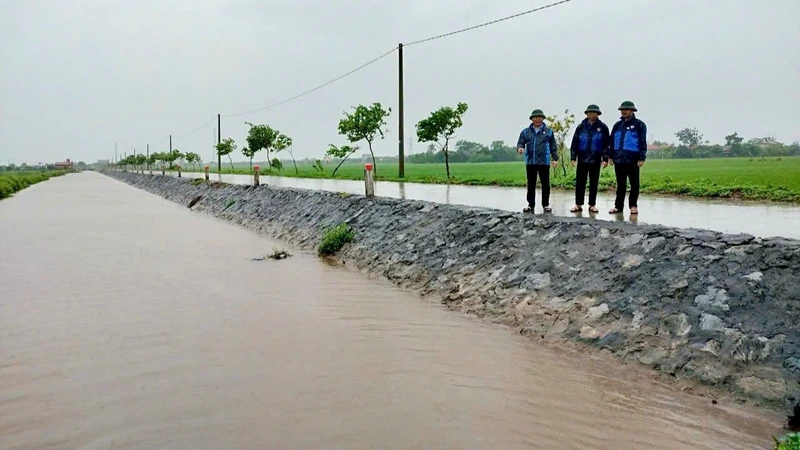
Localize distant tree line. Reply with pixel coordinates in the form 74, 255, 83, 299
650, 128, 800, 159
406, 140, 524, 164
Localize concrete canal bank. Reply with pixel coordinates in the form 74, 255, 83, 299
105, 171, 800, 416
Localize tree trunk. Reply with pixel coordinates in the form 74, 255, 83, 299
332, 151, 354, 176
290, 153, 299, 175
249, 158, 253, 172
444, 139, 451, 180
228, 156, 234, 172
266, 150, 271, 173
367, 140, 377, 177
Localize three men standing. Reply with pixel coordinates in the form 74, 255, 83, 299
569, 104, 610, 213
518, 101, 647, 215
516, 109, 558, 213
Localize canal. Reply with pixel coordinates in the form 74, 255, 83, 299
0, 173, 784, 449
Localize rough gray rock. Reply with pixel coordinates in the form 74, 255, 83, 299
105, 171, 800, 414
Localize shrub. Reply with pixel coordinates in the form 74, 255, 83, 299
317, 223, 355, 256
774, 433, 799, 450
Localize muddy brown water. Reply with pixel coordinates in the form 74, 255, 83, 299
170, 170, 800, 240
0, 173, 785, 449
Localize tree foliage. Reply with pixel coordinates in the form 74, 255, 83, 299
545, 109, 576, 177
245, 122, 279, 171
326, 144, 360, 176
337, 102, 391, 176
676, 127, 704, 147
241, 146, 257, 170
415, 102, 468, 179
215, 137, 237, 172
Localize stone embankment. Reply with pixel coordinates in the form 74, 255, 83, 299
106, 171, 799, 415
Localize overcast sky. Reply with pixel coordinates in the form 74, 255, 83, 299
1, 0, 798, 165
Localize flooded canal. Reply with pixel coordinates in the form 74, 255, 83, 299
0, 172, 785, 449
170, 170, 800, 240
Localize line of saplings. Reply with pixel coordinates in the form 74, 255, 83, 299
113, 102, 473, 179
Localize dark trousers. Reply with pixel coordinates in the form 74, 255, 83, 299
525, 164, 550, 207
575, 161, 602, 206
614, 163, 640, 209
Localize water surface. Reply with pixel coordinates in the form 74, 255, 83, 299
0, 173, 783, 449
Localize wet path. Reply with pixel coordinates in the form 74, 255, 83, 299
167, 170, 800, 239
0, 173, 783, 449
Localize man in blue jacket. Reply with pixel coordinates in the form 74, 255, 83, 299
569, 104, 610, 213
608, 101, 647, 215
517, 109, 558, 213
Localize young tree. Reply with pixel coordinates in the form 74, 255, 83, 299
270, 158, 283, 172
415, 102, 468, 179
186, 152, 201, 170
241, 146, 257, 171
285, 143, 300, 175
545, 109, 576, 177
245, 122, 279, 171
326, 144, 360, 176
215, 138, 237, 172
337, 102, 390, 176
273, 133, 292, 165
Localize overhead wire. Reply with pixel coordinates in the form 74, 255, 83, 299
125, 0, 575, 145
405, 0, 574, 47
223, 47, 398, 118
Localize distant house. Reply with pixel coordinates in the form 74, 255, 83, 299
646, 143, 668, 152
54, 158, 73, 169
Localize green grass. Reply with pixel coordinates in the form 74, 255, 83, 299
184, 156, 800, 202
318, 223, 355, 257
0, 170, 69, 199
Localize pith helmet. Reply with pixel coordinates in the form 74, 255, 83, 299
584, 104, 602, 115
529, 109, 545, 119
618, 100, 638, 112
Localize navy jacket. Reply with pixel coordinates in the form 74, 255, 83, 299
570, 118, 610, 164
516, 123, 558, 166
609, 115, 647, 164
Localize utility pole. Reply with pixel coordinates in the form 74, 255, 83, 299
169, 134, 172, 154
398, 43, 405, 178
146, 144, 149, 171
114, 142, 117, 163
217, 114, 221, 173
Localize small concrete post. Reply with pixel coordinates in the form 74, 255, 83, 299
364, 163, 375, 197
204, 165, 209, 180
177, 165, 182, 178
253, 165, 260, 186
161, 163, 165, 176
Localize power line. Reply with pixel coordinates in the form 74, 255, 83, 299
405, 0, 574, 47
172, 116, 217, 139
223, 47, 398, 118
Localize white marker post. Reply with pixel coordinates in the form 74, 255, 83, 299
204, 165, 210, 181
364, 163, 375, 197
177, 165, 182, 178
253, 165, 260, 186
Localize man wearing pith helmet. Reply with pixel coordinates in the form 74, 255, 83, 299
569, 104, 610, 213
516, 109, 558, 213
608, 100, 647, 215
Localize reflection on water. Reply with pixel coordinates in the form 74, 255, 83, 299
0, 172, 782, 449
171, 171, 799, 239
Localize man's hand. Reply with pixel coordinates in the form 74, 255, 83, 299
601, 162, 608, 169
570, 160, 576, 167
638, 160, 645, 167
551, 161, 558, 169
517, 148, 524, 155
608, 159, 614, 166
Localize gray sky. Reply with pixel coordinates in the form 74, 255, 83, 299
1, 0, 798, 165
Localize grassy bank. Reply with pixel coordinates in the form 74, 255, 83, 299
0, 170, 70, 199
183, 156, 800, 202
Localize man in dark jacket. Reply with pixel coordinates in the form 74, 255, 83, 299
517, 109, 558, 213
608, 101, 647, 214
569, 104, 610, 213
